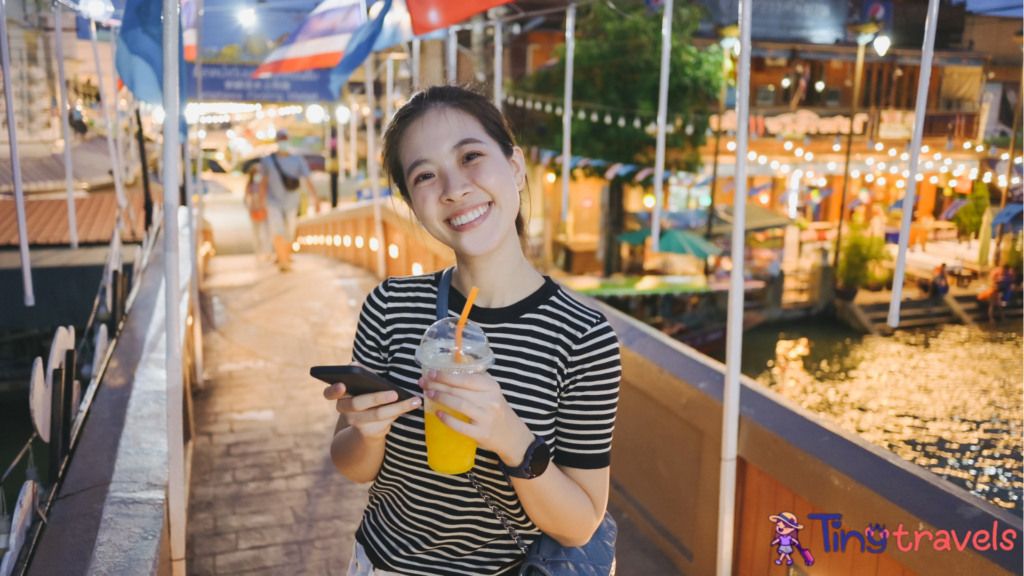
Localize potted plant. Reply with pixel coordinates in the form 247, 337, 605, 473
836, 222, 890, 300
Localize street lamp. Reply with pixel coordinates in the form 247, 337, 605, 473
873, 34, 891, 57
835, 21, 881, 268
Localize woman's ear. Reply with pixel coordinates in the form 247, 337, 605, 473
510, 146, 527, 190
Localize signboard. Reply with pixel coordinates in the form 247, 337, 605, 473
877, 109, 914, 139
701, 0, 848, 44
186, 64, 334, 103
711, 109, 870, 137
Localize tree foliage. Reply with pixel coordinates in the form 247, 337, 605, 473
510, 1, 723, 174
952, 181, 991, 237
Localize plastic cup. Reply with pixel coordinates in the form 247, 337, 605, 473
416, 317, 495, 474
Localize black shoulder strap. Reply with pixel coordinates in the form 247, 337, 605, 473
269, 153, 291, 178
436, 267, 454, 321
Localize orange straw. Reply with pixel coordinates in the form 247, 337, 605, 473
453, 287, 479, 364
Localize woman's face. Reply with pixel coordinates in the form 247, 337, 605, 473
399, 108, 526, 259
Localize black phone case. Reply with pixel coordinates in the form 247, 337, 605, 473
309, 365, 415, 401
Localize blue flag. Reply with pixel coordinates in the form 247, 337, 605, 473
116, 0, 187, 137
329, 0, 392, 97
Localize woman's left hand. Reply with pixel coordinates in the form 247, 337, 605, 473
420, 370, 535, 465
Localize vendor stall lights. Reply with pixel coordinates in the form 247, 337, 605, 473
795, 148, 804, 157
930, 175, 939, 184
925, 161, 933, 168
934, 153, 942, 160
889, 166, 898, 174
603, 114, 612, 124
804, 152, 814, 161
545, 103, 553, 113
781, 165, 790, 173
878, 177, 886, 185
818, 177, 827, 186
888, 148, 897, 157
866, 157, 875, 165
747, 151, 757, 161
643, 194, 656, 208
633, 117, 642, 129
878, 162, 886, 169
781, 77, 791, 88
1016, 157, 1023, 164
976, 145, 985, 152
900, 152, 909, 161
963, 141, 972, 150
902, 170, 910, 178
921, 146, 929, 153
865, 174, 875, 182
617, 116, 626, 127
915, 173, 924, 181
546, 172, 556, 183
940, 166, 948, 173
784, 141, 793, 151
727, 141, 737, 151
770, 160, 780, 169
758, 156, 767, 164
851, 170, 860, 178
833, 136, 841, 151
949, 179, 958, 187
590, 112, 599, 122
555, 106, 563, 115
897, 180, 905, 188
827, 162, 836, 170
875, 142, 884, 151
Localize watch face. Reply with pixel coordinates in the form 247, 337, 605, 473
529, 442, 551, 477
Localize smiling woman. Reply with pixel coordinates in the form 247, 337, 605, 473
324, 85, 622, 576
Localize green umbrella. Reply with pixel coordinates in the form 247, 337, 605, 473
616, 229, 721, 258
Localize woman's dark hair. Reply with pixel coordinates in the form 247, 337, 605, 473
380, 84, 527, 241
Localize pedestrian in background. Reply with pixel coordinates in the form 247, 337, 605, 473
244, 164, 271, 261
259, 130, 323, 271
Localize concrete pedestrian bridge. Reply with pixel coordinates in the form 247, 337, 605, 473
17, 200, 1021, 576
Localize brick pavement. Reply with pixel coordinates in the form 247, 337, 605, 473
188, 254, 380, 576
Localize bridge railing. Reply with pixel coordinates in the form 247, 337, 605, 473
294, 200, 1022, 576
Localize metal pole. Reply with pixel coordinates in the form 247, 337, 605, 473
111, 26, 129, 197
411, 38, 420, 91
1, 0, 34, 306
834, 40, 867, 269
54, 1, 78, 249
192, 0, 205, 386
650, 0, 673, 254
364, 53, 387, 276
337, 105, 346, 179
706, 61, 728, 240
447, 26, 457, 84
716, 0, 750, 570
349, 95, 358, 182
90, 20, 129, 217
888, 0, 940, 329
994, 74, 1021, 266
386, 56, 394, 125
560, 4, 576, 223
161, 0, 185, 573
493, 20, 503, 112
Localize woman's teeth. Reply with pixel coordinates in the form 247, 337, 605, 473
449, 204, 488, 227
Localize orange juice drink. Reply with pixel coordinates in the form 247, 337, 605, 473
416, 317, 494, 475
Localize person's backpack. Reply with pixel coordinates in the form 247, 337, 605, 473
270, 153, 301, 191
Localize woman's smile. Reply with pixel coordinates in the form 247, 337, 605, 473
446, 201, 492, 231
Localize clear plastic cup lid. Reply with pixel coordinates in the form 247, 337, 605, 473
415, 317, 495, 371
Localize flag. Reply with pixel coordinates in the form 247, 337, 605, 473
604, 163, 624, 180
182, 0, 197, 61
116, 0, 187, 137
253, 0, 363, 79
634, 167, 654, 182
407, 0, 513, 36
329, 0, 393, 96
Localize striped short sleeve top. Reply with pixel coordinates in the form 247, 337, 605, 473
351, 271, 621, 576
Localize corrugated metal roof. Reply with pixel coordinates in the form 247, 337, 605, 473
0, 191, 150, 247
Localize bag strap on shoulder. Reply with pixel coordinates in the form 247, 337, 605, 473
436, 266, 454, 321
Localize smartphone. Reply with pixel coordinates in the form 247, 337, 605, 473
310, 365, 415, 402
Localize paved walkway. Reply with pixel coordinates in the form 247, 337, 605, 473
187, 253, 682, 576
188, 254, 379, 576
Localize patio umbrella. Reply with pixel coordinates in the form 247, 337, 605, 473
617, 229, 722, 258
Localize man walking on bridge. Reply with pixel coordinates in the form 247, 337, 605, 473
259, 129, 323, 271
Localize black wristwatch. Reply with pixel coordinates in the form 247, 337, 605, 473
499, 435, 550, 479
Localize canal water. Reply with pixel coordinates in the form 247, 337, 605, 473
714, 317, 1023, 516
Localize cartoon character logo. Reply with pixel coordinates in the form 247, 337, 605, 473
769, 512, 815, 567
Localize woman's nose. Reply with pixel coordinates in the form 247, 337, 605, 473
439, 170, 473, 202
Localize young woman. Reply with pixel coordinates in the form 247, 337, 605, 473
323, 85, 621, 576
243, 164, 271, 260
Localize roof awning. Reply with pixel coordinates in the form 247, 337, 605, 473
710, 202, 792, 236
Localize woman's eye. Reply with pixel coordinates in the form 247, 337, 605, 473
463, 152, 481, 163
413, 173, 433, 184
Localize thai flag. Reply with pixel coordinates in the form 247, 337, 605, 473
252, 0, 363, 79
407, 0, 514, 36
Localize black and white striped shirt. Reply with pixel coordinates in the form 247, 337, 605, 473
351, 271, 621, 576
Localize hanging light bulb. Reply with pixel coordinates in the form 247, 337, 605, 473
633, 117, 642, 129
617, 116, 626, 127
555, 106, 563, 115
544, 103, 552, 113
833, 136, 841, 151
685, 124, 694, 135
604, 114, 612, 125
577, 109, 586, 120
590, 111, 599, 122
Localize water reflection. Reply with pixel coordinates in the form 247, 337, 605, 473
757, 324, 1022, 515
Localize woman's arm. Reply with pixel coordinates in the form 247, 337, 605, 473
326, 386, 420, 484
422, 373, 609, 547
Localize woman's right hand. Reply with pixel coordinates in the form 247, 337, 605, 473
324, 384, 421, 440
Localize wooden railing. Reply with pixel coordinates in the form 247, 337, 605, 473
291, 199, 1021, 576
295, 199, 455, 277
